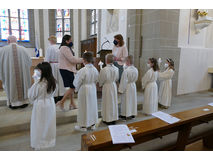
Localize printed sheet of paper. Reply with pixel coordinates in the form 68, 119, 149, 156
108, 125, 135, 144
152, 111, 180, 124
208, 103, 213, 106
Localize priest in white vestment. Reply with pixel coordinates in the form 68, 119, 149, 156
0, 36, 31, 109
119, 55, 138, 119
99, 54, 119, 125
44, 35, 65, 102
73, 52, 99, 132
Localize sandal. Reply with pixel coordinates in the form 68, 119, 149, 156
56, 101, 66, 112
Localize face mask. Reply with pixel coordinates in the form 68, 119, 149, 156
123, 64, 127, 69
164, 63, 169, 68
32, 69, 41, 81
147, 63, 151, 68
68, 42, 73, 47
113, 40, 118, 46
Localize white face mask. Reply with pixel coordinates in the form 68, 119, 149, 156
164, 63, 169, 68
32, 69, 41, 81
123, 63, 127, 69
147, 63, 151, 68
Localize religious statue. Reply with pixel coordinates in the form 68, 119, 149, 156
194, 9, 213, 34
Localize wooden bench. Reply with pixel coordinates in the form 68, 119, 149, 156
81, 106, 213, 151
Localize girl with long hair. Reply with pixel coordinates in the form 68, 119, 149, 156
158, 58, 175, 109
142, 58, 159, 115
28, 62, 56, 150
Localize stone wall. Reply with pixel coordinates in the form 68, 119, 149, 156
141, 9, 181, 95
127, 9, 143, 90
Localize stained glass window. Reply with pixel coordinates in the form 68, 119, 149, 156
90, 9, 98, 36
56, 9, 62, 18
1, 28, 9, 40
0, 17, 9, 29
0, 9, 8, 17
10, 9, 18, 17
11, 18, 19, 29
20, 9, 28, 18
56, 19, 62, 31
56, 32, 63, 44
11, 30, 20, 40
64, 9, 70, 18
64, 19, 70, 31
0, 9, 30, 42
21, 30, 29, 41
55, 9, 71, 43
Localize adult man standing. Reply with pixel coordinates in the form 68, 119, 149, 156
44, 35, 65, 103
0, 35, 32, 109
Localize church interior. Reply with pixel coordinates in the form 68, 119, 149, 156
1, 8, 213, 152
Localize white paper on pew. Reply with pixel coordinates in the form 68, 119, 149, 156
208, 103, 213, 106
130, 129, 137, 133
152, 111, 180, 124
109, 125, 135, 144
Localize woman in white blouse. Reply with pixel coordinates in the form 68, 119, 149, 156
112, 34, 128, 82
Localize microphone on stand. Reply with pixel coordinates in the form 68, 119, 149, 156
101, 39, 110, 50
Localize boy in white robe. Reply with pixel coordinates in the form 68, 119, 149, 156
99, 54, 119, 125
119, 55, 138, 120
158, 58, 175, 109
28, 62, 56, 150
142, 58, 159, 115
73, 52, 99, 132
44, 35, 65, 103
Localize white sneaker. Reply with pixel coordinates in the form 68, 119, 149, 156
91, 125, 96, 130
75, 125, 87, 132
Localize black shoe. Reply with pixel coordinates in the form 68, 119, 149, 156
19, 104, 29, 108
120, 115, 124, 118
103, 121, 116, 125
120, 115, 127, 121
131, 116, 135, 119
110, 121, 116, 125
102, 121, 108, 125
54, 96, 64, 103
9, 105, 19, 110
54, 97, 58, 103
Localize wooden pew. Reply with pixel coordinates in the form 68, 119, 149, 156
81, 106, 213, 151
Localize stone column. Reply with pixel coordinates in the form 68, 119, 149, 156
141, 9, 181, 95
127, 9, 143, 90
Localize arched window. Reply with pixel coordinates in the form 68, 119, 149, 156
55, 9, 71, 43
0, 9, 30, 42
89, 9, 98, 36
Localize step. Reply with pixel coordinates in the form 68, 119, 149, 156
0, 92, 143, 136
0, 90, 7, 106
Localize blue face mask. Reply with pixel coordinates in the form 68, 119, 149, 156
113, 40, 118, 46
68, 42, 73, 47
